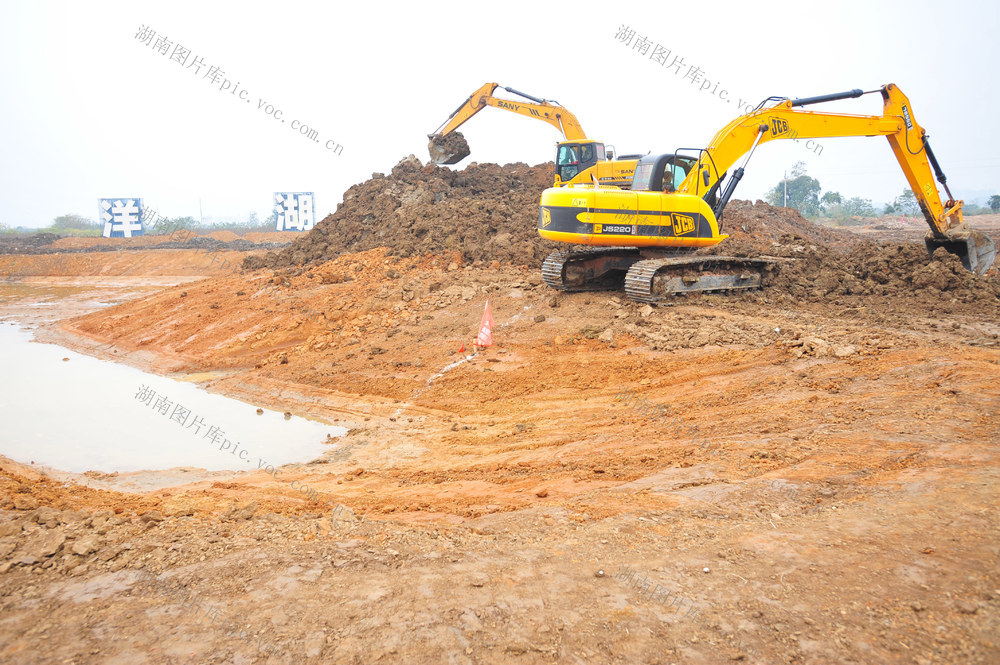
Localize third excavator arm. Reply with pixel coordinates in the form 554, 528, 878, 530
428, 82, 639, 188
537, 83, 996, 302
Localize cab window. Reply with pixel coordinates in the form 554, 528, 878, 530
595, 144, 606, 161
670, 163, 688, 190
580, 144, 595, 164
632, 162, 654, 191
557, 145, 579, 165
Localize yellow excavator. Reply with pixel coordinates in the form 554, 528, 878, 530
428, 82, 640, 188
538, 83, 996, 302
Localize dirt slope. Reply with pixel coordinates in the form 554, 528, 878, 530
3, 248, 999, 664
244, 158, 862, 274
2, 161, 1000, 665
245, 157, 557, 270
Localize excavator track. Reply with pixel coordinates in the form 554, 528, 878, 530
541, 248, 642, 291
624, 256, 779, 303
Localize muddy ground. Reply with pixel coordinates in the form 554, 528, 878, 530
1, 164, 999, 665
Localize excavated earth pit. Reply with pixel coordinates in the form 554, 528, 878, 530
2, 157, 999, 665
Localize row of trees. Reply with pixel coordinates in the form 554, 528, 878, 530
1, 212, 274, 236
51, 214, 99, 231
144, 212, 276, 235
765, 162, 1000, 222
0, 213, 104, 236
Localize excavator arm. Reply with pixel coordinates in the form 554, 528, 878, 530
428, 82, 588, 164
678, 84, 994, 274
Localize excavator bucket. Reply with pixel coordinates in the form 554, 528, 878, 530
925, 230, 996, 276
428, 132, 471, 165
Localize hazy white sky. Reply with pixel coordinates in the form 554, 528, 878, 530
2, 0, 998, 228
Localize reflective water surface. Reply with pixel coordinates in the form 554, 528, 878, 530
0, 321, 344, 473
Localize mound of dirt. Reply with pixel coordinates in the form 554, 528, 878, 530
244, 156, 559, 272
243, 231, 306, 243
0, 233, 61, 253
763, 240, 1000, 313
205, 230, 241, 242
244, 158, 863, 274
710, 200, 859, 254
49, 236, 177, 250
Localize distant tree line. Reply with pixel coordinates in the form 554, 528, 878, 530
1, 211, 276, 236
766, 162, 999, 224
143, 211, 276, 235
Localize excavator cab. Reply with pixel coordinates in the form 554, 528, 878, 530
631, 154, 698, 192
556, 141, 604, 183
538, 83, 996, 303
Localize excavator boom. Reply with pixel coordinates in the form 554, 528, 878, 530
428, 82, 587, 164
537, 83, 994, 302
677, 84, 994, 274
428, 81, 640, 189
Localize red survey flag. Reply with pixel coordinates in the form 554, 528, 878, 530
475, 301, 494, 347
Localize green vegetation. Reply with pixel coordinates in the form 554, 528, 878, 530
146, 212, 273, 236
767, 164, 877, 225
765, 162, 821, 216
768, 165, 997, 225
52, 214, 100, 232
145, 216, 199, 235
883, 189, 919, 216
2, 209, 277, 237
5, 213, 104, 236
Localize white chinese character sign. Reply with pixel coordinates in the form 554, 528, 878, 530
274, 192, 315, 232
99, 198, 144, 238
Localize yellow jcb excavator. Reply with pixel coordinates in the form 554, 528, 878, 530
428, 82, 640, 188
538, 83, 996, 302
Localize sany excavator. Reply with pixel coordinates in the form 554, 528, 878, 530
428, 82, 640, 188
538, 83, 996, 303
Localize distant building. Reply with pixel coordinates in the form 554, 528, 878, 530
273, 192, 315, 231
99, 198, 144, 238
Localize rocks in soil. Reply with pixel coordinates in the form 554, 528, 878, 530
12, 494, 38, 511
244, 157, 561, 272
71, 534, 100, 556
713, 200, 859, 253
33, 506, 62, 527
427, 131, 472, 165
239, 156, 998, 312
243, 166, 858, 274
221, 501, 258, 521
0, 522, 22, 538
763, 240, 1000, 314
23, 529, 66, 558
332, 506, 357, 523
162, 496, 197, 518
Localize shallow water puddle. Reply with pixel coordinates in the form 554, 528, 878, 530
0, 322, 345, 473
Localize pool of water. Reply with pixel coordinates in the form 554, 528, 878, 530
0, 321, 345, 473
